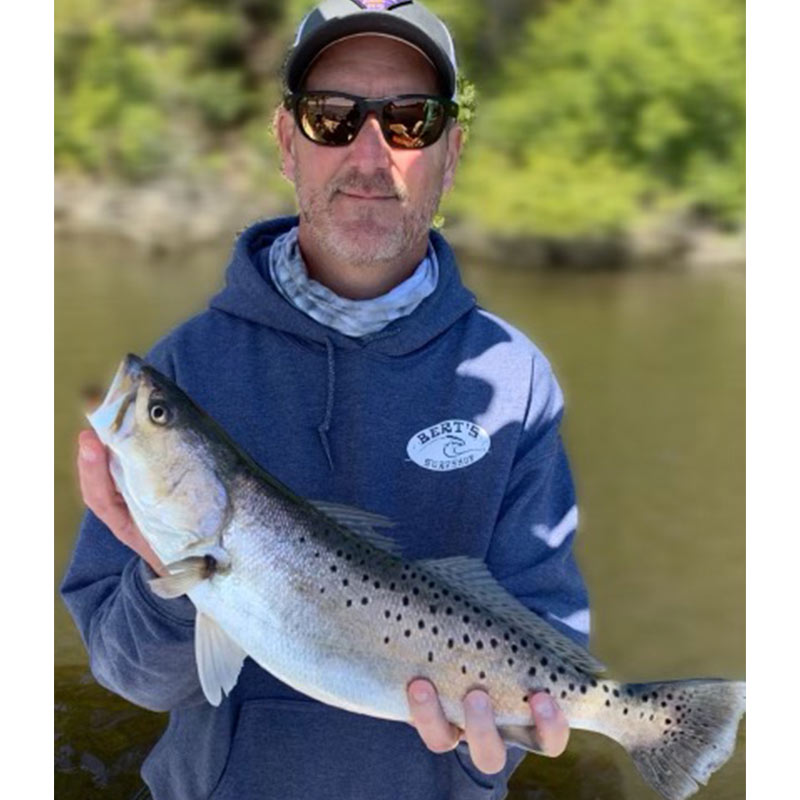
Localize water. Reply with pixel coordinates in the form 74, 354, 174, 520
55, 235, 744, 799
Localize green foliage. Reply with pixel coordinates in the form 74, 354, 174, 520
55, 0, 745, 234
453, 0, 745, 233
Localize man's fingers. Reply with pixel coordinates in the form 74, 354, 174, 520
77, 431, 124, 517
529, 692, 570, 757
463, 690, 506, 774
407, 679, 460, 754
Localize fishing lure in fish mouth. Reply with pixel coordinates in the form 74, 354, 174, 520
89, 354, 746, 800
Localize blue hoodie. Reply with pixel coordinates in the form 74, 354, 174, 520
61, 216, 590, 800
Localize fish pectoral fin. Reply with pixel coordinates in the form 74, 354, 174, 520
148, 554, 218, 599
498, 725, 544, 754
195, 612, 247, 707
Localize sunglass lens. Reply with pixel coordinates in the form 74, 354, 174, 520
383, 98, 446, 148
297, 95, 361, 146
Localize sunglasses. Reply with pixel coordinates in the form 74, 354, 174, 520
284, 91, 459, 149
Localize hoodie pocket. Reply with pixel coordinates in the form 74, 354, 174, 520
208, 697, 500, 800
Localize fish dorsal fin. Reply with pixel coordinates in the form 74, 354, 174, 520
195, 612, 247, 706
418, 556, 605, 675
309, 500, 403, 557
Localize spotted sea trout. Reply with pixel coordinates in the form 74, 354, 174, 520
88, 354, 745, 800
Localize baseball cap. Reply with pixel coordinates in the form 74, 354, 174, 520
284, 0, 459, 99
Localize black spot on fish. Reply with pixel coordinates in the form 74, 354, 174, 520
550, 673, 557, 682
412, 587, 419, 595
411, 572, 417, 579
319, 587, 325, 593
345, 554, 352, 561
511, 645, 518, 653
503, 633, 510, 641
461, 666, 467, 675
361, 598, 368, 605
665, 719, 672, 725
418, 620, 425, 629
561, 691, 568, 699
445, 607, 453, 615
569, 683, 575, 691
454, 595, 461, 602
396, 614, 402, 621
384, 610, 391, 619
402, 597, 409, 606
623, 708, 628, 715
442, 589, 449, 596
429, 605, 437, 614
605, 699, 610, 707
374, 581, 381, 589
362, 575, 369, 582
346, 600, 352, 607
540, 658, 548, 666
507, 658, 514, 666
603, 685, 609, 692
520, 638, 528, 647
613, 689, 620, 697
591, 679, 598, 687
463, 615, 470, 623
476, 641, 483, 650
384, 636, 390, 644
336, 550, 342, 557
404, 630, 411, 637
463, 634, 470, 644
314, 552, 320, 558
330, 565, 337, 572
528, 667, 536, 676
389, 582, 396, 590
558, 667, 565, 674
432, 626, 438, 635
479, 671, 486, 679
299, 537, 305, 543
342, 579, 349, 587
490, 639, 498, 648
428, 652, 433, 662
580, 686, 587, 694
447, 639, 454, 648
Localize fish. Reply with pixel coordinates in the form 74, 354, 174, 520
88, 354, 745, 800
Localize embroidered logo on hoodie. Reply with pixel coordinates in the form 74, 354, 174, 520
407, 420, 491, 472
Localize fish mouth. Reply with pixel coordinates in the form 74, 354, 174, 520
87, 354, 146, 445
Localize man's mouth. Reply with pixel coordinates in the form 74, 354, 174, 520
337, 190, 397, 201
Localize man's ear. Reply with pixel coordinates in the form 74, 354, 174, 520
275, 106, 297, 182
442, 123, 463, 194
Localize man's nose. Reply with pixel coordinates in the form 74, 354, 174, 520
348, 113, 392, 164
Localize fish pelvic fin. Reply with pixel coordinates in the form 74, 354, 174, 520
195, 612, 247, 706
617, 679, 745, 800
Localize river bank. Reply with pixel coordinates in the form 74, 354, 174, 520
55, 175, 745, 271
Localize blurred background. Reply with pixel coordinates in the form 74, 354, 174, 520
55, 1, 745, 797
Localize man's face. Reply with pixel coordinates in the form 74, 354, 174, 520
277, 35, 462, 267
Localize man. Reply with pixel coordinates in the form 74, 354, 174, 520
61, 2, 590, 798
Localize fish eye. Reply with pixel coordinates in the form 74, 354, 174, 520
148, 402, 171, 426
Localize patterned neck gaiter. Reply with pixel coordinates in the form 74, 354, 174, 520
267, 226, 439, 338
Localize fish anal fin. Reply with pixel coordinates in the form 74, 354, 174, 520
195, 612, 247, 706
499, 724, 543, 754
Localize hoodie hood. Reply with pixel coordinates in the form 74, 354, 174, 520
209, 216, 476, 357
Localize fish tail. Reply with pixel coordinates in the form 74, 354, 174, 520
615, 679, 745, 800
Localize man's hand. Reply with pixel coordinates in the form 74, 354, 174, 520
77, 429, 166, 576
407, 679, 569, 775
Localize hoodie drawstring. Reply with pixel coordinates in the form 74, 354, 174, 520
318, 337, 335, 470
